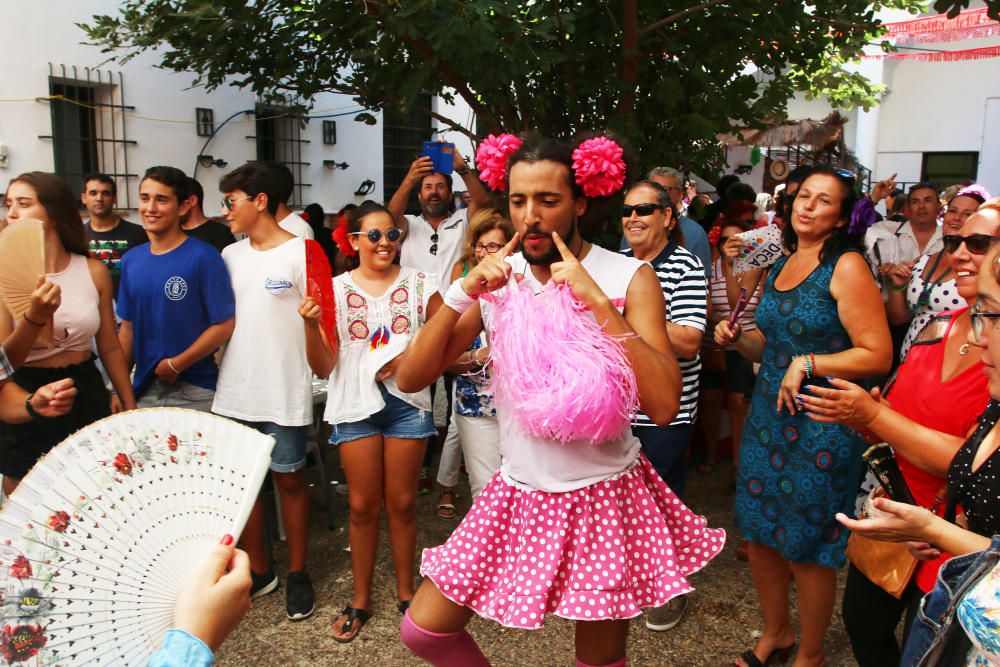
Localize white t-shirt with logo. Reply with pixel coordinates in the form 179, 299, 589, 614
400, 209, 468, 292
279, 212, 316, 240
212, 236, 313, 426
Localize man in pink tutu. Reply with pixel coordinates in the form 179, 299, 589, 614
396, 133, 725, 667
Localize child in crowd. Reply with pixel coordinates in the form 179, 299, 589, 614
302, 201, 440, 642
211, 162, 333, 622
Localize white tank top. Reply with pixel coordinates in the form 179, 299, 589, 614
481, 244, 645, 493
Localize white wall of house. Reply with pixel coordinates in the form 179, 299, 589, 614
0, 0, 473, 215
784, 17, 1000, 193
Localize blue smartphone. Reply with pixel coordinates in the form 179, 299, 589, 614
421, 141, 454, 174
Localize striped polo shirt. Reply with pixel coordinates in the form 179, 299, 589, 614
621, 242, 707, 426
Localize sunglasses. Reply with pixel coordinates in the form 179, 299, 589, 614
350, 228, 402, 243
474, 242, 504, 254
942, 233, 999, 255
221, 194, 254, 211
833, 168, 857, 183
430, 232, 438, 256
971, 299, 1000, 342
622, 203, 662, 217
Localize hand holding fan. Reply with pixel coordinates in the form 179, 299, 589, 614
733, 225, 783, 275
0, 408, 274, 665
0, 219, 53, 345
305, 239, 337, 348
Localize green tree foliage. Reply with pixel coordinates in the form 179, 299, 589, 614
83, 0, 928, 176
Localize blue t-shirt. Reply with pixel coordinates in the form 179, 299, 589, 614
118, 237, 235, 397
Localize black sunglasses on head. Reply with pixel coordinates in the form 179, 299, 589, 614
622, 203, 662, 217
350, 228, 402, 243
942, 233, 998, 255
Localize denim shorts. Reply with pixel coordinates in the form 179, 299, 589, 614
331, 383, 437, 445
231, 419, 309, 473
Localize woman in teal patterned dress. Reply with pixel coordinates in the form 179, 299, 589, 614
716, 166, 892, 667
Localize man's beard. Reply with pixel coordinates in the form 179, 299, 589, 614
522, 220, 577, 265
422, 199, 449, 218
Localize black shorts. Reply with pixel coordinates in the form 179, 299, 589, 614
0, 358, 110, 479
700, 350, 756, 396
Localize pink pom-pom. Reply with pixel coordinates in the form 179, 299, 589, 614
476, 133, 523, 191
572, 137, 627, 198
488, 282, 638, 445
957, 183, 992, 202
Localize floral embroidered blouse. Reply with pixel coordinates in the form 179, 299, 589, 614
323, 268, 437, 424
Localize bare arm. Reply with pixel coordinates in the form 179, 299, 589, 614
837, 496, 990, 556
884, 261, 916, 326
799, 377, 967, 477
820, 252, 894, 378
387, 156, 435, 233
1, 278, 62, 369
666, 323, 702, 359
298, 297, 336, 378
455, 150, 489, 217
89, 260, 136, 409
0, 378, 77, 424
716, 321, 766, 363
397, 236, 522, 393
118, 320, 134, 371
170, 319, 235, 373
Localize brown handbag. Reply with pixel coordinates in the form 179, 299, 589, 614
844, 531, 917, 599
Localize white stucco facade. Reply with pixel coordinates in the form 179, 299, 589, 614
0, 0, 475, 214
784, 6, 1000, 192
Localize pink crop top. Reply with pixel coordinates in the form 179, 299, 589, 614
25, 253, 101, 363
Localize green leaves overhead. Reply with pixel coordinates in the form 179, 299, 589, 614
82, 0, 926, 176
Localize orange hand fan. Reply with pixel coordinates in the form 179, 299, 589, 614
0, 219, 52, 344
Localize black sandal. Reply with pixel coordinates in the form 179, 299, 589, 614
736, 644, 795, 667
398, 598, 412, 614
332, 606, 371, 643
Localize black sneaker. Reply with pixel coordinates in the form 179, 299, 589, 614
250, 569, 278, 600
286, 571, 315, 621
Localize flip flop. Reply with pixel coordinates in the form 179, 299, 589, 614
332, 606, 371, 643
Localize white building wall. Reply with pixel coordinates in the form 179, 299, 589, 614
0, 0, 472, 214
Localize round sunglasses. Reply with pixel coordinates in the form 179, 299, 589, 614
350, 228, 402, 243
942, 233, 999, 255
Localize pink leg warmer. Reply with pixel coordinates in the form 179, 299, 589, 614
576, 656, 627, 667
400, 609, 490, 667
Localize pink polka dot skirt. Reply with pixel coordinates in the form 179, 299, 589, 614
420, 454, 726, 629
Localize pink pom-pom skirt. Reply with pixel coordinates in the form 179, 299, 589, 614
419, 454, 726, 629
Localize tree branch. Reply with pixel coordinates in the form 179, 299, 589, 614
363, 0, 493, 123
321, 82, 478, 141
618, 0, 639, 117
638, 0, 730, 37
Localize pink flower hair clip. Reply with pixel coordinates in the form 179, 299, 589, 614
572, 137, 626, 198
476, 133, 523, 192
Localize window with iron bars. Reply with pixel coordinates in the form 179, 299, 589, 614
250, 104, 310, 208
40, 64, 137, 208
383, 93, 433, 213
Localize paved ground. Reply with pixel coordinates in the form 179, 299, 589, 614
216, 453, 858, 667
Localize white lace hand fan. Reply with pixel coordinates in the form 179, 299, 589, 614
0, 218, 51, 345
0, 408, 274, 665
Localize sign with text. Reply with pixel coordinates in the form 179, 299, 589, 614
734, 225, 783, 274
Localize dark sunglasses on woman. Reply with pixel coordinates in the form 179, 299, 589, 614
942, 233, 999, 255
350, 228, 403, 243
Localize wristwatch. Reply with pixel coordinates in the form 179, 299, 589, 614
24, 393, 41, 420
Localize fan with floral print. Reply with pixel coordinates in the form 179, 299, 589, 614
0, 408, 274, 665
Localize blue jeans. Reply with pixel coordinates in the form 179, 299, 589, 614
632, 423, 692, 499
901, 534, 1000, 667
